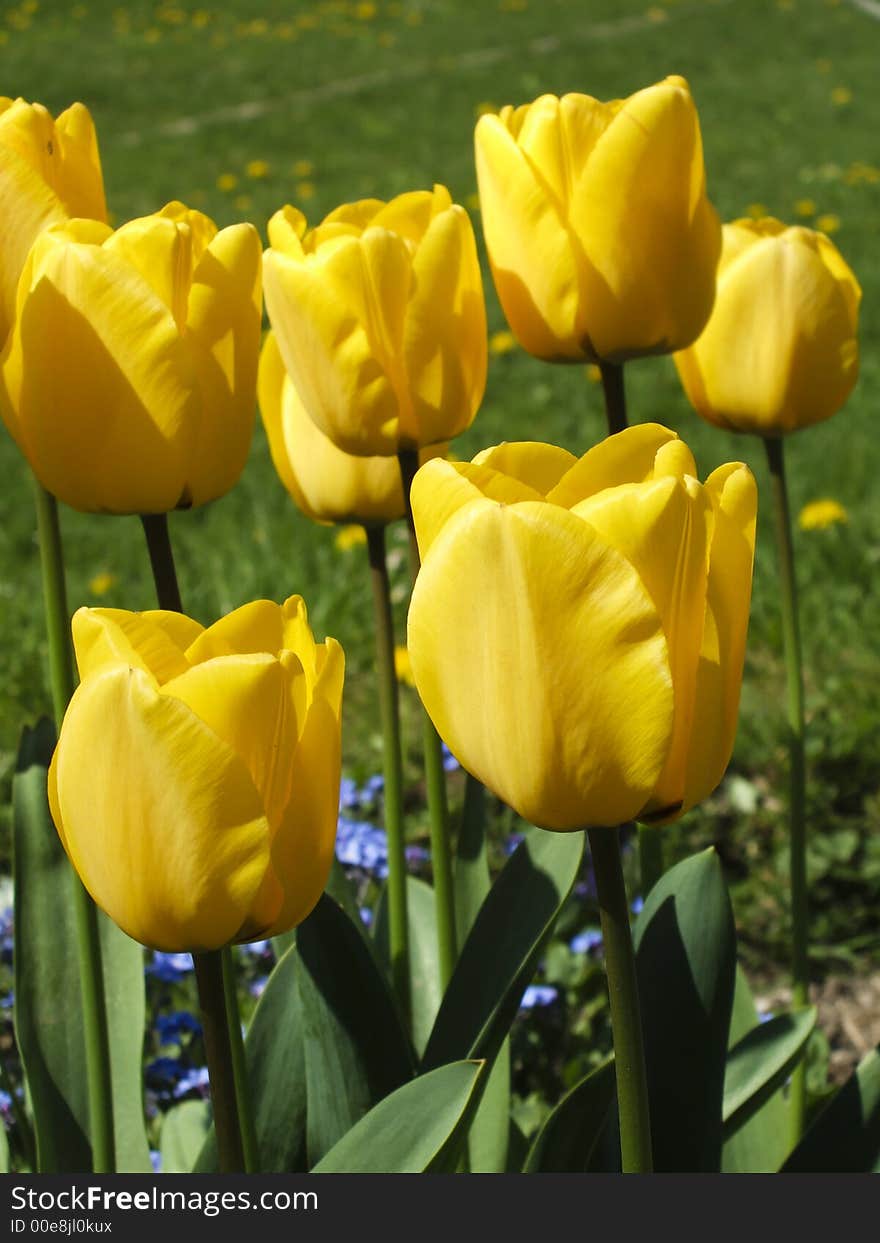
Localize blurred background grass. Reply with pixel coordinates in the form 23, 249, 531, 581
1, 0, 878, 975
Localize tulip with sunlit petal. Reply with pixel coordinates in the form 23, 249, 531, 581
48, 596, 344, 951
0, 201, 262, 513
407, 425, 756, 830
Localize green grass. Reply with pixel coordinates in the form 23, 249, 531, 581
1, 0, 879, 969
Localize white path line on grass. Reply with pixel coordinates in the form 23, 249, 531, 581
848, 0, 880, 19
117, 0, 733, 147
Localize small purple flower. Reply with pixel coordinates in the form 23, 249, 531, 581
339, 777, 360, 810
358, 907, 373, 928
519, 984, 559, 1010
362, 774, 385, 799
155, 1011, 201, 1045
504, 832, 525, 857
405, 844, 430, 866
569, 927, 603, 954
150, 1150, 162, 1173
631, 896, 644, 916
441, 744, 460, 774
1, 990, 14, 1009
336, 817, 389, 878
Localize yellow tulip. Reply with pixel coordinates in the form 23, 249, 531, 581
674, 218, 860, 435
474, 76, 721, 363
0, 202, 262, 513
48, 596, 344, 952
262, 184, 487, 457
407, 425, 756, 831
258, 330, 447, 525
0, 97, 106, 347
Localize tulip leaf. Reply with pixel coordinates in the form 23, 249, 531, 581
159, 1100, 211, 1173
722, 965, 791, 1173
0, 1114, 8, 1173
312, 1060, 486, 1173
194, 939, 307, 1173
454, 773, 510, 1173
422, 828, 584, 1073
522, 1057, 616, 1172
374, 875, 442, 1057
782, 1045, 880, 1172
632, 847, 736, 1172
723, 1008, 816, 1139
296, 893, 416, 1166
12, 719, 150, 1173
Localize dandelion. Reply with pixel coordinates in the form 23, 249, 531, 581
816, 213, 840, 234
830, 87, 852, 106
335, 524, 367, 552
815, 58, 832, 73
233, 193, 252, 211
292, 158, 314, 177
245, 159, 270, 179
798, 498, 848, 530
88, 571, 116, 597
296, 181, 316, 200
489, 329, 517, 356
355, 1, 377, 17
394, 645, 416, 686
794, 198, 816, 217
646, 5, 668, 21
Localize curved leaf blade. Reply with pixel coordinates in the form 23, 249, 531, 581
783, 1045, 880, 1172
422, 828, 584, 1072
633, 847, 736, 1172
724, 1008, 816, 1138
374, 875, 442, 1057
523, 1058, 616, 1172
312, 1061, 485, 1173
159, 1100, 211, 1173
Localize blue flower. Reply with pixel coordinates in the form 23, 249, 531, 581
519, 984, 558, 1010
146, 952, 193, 982
441, 744, 460, 773
150, 1150, 162, 1173
569, 927, 603, 954
239, 939, 271, 956
405, 844, 430, 866
358, 907, 373, 928
1, 990, 14, 1009
339, 776, 360, 810
0, 1090, 12, 1114
504, 832, 524, 857
631, 896, 644, 916
362, 774, 385, 800
249, 975, 269, 999
173, 1067, 210, 1099
146, 1056, 185, 1085
155, 1011, 201, 1045
335, 817, 389, 878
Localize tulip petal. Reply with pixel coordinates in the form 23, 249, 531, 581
263, 637, 344, 936
472, 441, 577, 495
571, 77, 720, 359
546, 423, 680, 508
572, 475, 713, 816
410, 457, 546, 561
185, 599, 285, 664
52, 666, 271, 951
72, 607, 201, 683
372, 186, 452, 246
682, 463, 757, 811
408, 500, 673, 829
263, 232, 411, 455
475, 114, 586, 360
185, 222, 262, 505
8, 237, 197, 512
163, 653, 301, 828
402, 204, 486, 447
105, 214, 194, 331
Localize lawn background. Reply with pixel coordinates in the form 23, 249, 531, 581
1, 0, 879, 974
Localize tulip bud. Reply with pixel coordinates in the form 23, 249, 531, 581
262, 185, 487, 457
258, 330, 447, 526
474, 76, 721, 364
0, 202, 262, 513
674, 218, 860, 435
407, 426, 756, 831
48, 596, 344, 951
0, 96, 106, 347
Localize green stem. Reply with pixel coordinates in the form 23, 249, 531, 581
221, 949, 260, 1172
139, 511, 256, 1167
366, 524, 410, 1023
599, 361, 628, 436
32, 479, 116, 1174
588, 827, 653, 1174
763, 437, 809, 1144
398, 449, 458, 989
194, 952, 245, 1172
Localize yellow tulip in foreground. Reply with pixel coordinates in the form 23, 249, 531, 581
262, 184, 487, 456
48, 596, 344, 952
674, 218, 860, 435
258, 330, 446, 525
475, 76, 720, 363
0, 97, 106, 346
0, 202, 262, 513
407, 425, 756, 830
